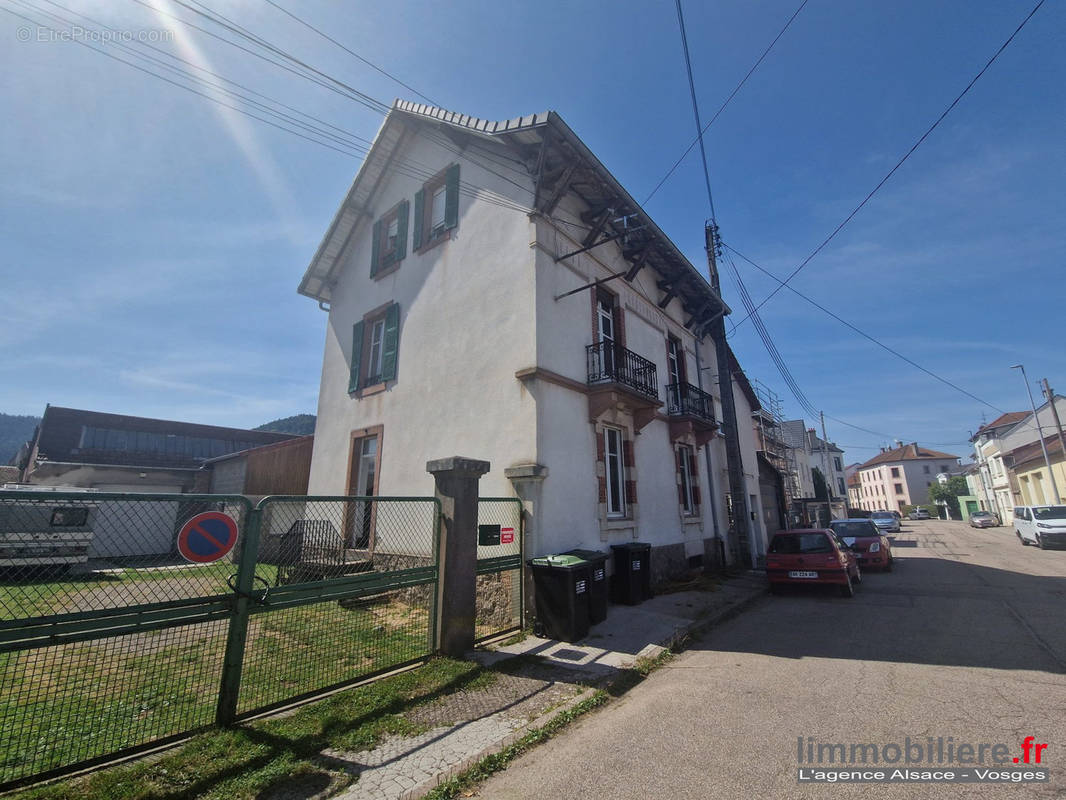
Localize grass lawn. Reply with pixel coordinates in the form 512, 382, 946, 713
0, 569, 433, 788
10, 657, 495, 800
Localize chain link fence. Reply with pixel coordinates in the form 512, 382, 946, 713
237, 496, 439, 717
475, 498, 523, 642
0, 491, 440, 789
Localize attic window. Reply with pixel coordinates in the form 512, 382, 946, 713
414, 163, 460, 251
370, 200, 409, 279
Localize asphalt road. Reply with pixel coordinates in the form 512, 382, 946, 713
478, 520, 1066, 799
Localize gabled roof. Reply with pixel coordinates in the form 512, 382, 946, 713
858, 442, 960, 469
971, 411, 1027, 440
299, 101, 729, 335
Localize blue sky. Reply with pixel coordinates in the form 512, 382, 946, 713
1, 0, 1062, 463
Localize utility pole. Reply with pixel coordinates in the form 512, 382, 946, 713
1041, 378, 1066, 483
820, 412, 835, 520
706, 222, 752, 568
1011, 364, 1060, 504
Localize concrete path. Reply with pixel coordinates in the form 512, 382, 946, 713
328, 571, 767, 800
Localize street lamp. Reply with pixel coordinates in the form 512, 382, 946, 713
1010, 364, 1061, 504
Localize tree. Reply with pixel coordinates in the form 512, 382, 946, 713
812, 467, 828, 501
928, 476, 969, 519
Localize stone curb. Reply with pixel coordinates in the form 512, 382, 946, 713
396, 686, 601, 800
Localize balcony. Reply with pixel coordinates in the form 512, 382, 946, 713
585, 341, 661, 431
666, 381, 719, 445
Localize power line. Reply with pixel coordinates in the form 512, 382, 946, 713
730, 0, 1047, 331
674, 0, 716, 222
724, 242, 1006, 414
643, 0, 809, 207
262, 0, 436, 105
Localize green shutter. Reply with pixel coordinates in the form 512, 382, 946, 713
348, 321, 365, 393
444, 163, 460, 230
395, 200, 409, 261
412, 189, 424, 251
370, 219, 382, 277
380, 303, 400, 382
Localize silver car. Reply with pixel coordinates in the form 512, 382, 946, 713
969, 511, 998, 528
870, 511, 901, 533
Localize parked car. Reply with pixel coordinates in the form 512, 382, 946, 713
828, 519, 894, 571
766, 529, 862, 597
908, 508, 931, 520
870, 510, 901, 533
969, 511, 998, 529
1013, 505, 1066, 549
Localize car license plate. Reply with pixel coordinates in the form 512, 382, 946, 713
788, 571, 818, 578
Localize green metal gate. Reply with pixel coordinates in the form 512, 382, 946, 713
474, 498, 524, 642
0, 491, 440, 790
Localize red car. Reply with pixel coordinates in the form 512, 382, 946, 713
829, 518, 894, 571
766, 529, 862, 597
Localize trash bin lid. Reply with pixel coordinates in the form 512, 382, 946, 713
564, 548, 608, 562
529, 553, 586, 567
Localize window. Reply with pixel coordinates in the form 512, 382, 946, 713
895, 483, 904, 495
923, 465, 930, 474
939, 464, 948, 473
370, 200, 409, 278
833, 456, 842, 472
678, 444, 695, 515
349, 303, 400, 394
604, 426, 627, 517
837, 478, 846, 495
666, 336, 685, 386
891, 467, 900, 478
414, 164, 460, 251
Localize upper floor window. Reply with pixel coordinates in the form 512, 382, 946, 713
414, 164, 460, 251
666, 335, 685, 386
678, 444, 695, 515
833, 456, 842, 472
837, 478, 846, 495
923, 465, 930, 474
894, 483, 904, 495
370, 200, 409, 278
891, 467, 900, 478
349, 303, 400, 394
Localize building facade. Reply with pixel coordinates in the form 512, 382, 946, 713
854, 443, 960, 513
299, 103, 764, 583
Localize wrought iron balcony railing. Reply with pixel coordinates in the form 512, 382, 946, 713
586, 341, 659, 400
666, 382, 716, 424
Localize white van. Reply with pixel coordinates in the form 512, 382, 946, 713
1013, 505, 1066, 549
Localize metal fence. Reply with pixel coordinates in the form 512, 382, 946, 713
475, 498, 523, 642
0, 491, 440, 790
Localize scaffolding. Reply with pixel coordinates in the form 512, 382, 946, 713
751, 379, 801, 502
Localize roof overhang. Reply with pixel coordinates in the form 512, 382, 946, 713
298, 102, 730, 332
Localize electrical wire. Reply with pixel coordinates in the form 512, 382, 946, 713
724, 242, 1006, 414
730, 0, 1047, 331
644, 0, 809, 207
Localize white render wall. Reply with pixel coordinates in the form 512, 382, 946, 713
308, 126, 538, 500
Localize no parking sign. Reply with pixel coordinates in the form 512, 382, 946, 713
176, 511, 239, 564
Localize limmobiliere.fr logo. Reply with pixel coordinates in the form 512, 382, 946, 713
795, 735, 1050, 784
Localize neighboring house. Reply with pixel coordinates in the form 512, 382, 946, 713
197, 435, 314, 500
1003, 435, 1066, 507
996, 394, 1066, 508
969, 411, 1027, 523
15, 405, 297, 492
298, 102, 764, 583
805, 428, 847, 500
845, 464, 863, 509
8, 406, 297, 560
854, 443, 960, 512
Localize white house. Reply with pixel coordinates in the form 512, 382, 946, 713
970, 411, 1028, 522
854, 443, 960, 513
297, 102, 764, 584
